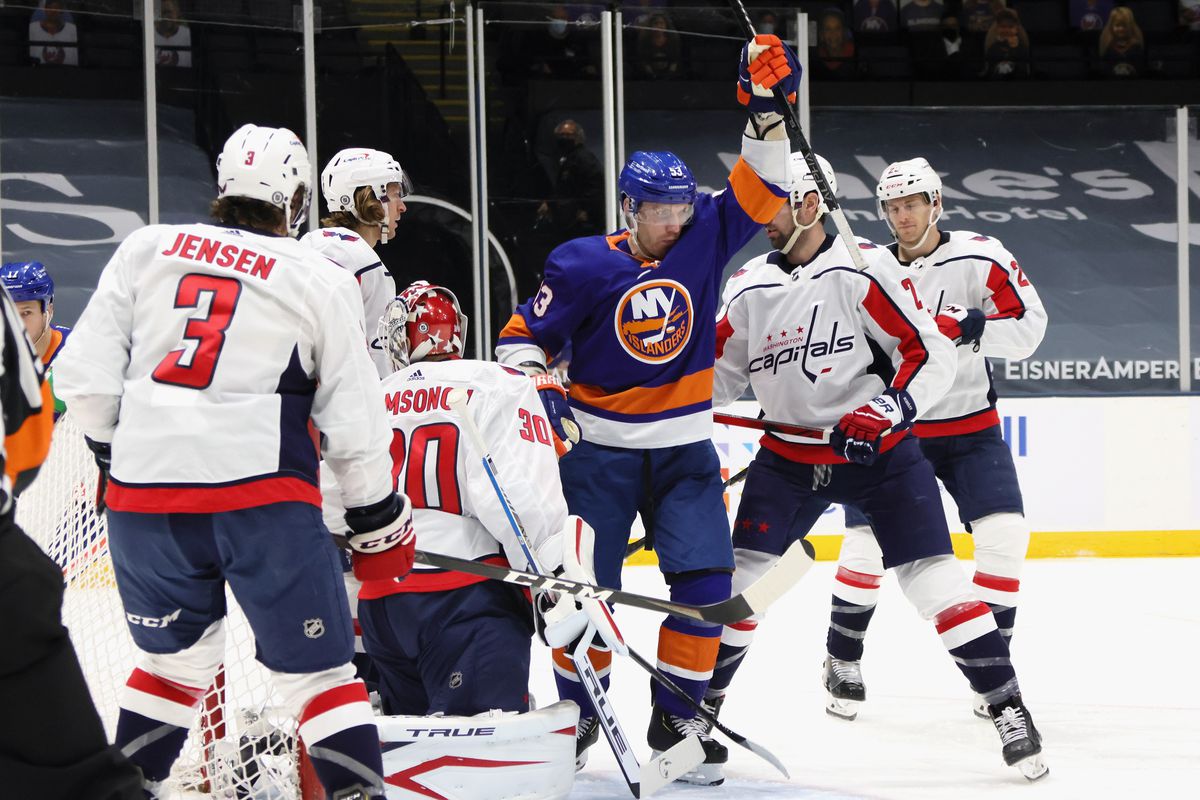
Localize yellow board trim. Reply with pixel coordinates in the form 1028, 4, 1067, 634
625, 530, 1200, 566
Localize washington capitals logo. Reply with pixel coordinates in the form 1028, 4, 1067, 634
613, 279, 693, 364
748, 303, 855, 384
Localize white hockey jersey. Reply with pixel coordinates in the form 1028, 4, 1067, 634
54, 223, 394, 514
892, 230, 1047, 437
322, 358, 568, 597
715, 234, 956, 464
301, 226, 397, 378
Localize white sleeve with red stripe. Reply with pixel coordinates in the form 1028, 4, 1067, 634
977, 241, 1047, 361
465, 370, 569, 572
713, 297, 751, 408
857, 254, 956, 417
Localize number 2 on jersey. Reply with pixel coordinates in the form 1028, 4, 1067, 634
152, 274, 242, 389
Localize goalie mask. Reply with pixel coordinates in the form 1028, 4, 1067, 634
378, 281, 468, 371
779, 152, 837, 254
320, 148, 412, 245
216, 124, 311, 237
876, 157, 943, 248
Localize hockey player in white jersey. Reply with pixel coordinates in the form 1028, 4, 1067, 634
828, 156, 1048, 717
302, 148, 411, 378
54, 124, 415, 799
322, 280, 621, 798
704, 152, 1048, 780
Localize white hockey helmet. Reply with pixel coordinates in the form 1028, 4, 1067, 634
321, 148, 412, 244
777, 151, 837, 254
876, 157, 942, 217
216, 124, 311, 237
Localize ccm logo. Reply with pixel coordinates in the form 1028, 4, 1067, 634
126, 608, 182, 628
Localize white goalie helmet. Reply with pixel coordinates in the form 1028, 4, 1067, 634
778, 151, 837, 253
876, 157, 942, 217
216, 124, 311, 237
321, 148, 412, 244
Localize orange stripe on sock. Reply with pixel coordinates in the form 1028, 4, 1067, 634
657, 628, 721, 674
552, 646, 611, 674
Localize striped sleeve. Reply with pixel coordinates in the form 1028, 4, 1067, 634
709, 135, 790, 270
856, 266, 955, 418
496, 247, 589, 369
980, 249, 1047, 361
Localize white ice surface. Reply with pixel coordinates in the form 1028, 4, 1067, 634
531, 558, 1200, 800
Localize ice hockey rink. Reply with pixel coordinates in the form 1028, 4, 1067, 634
530, 557, 1200, 800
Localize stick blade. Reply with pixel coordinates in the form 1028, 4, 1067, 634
639, 735, 706, 796
740, 736, 790, 779
736, 538, 816, 618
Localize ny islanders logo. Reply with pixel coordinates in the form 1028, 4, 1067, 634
613, 279, 693, 364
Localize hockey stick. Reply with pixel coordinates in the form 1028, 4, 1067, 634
728, 0, 869, 273
446, 388, 704, 795
570, 624, 705, 797
412, 542, 812, 625
714, 411, 830, 441
623, 466, 752, 557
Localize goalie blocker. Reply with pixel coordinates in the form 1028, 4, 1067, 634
301, 702, 579, 800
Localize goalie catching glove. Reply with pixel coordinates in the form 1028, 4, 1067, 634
534, 516, 627, 657
830, 388, 916, 466
935, 304, 986, 349
344, 491, 415, 582
737, 34, 800, 112
530, 373, 581, 457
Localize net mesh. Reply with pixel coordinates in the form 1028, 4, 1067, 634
18, 415, 302, 799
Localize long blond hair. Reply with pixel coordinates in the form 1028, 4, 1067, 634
320, 185, 385, 232
1099, 6, 1144, 53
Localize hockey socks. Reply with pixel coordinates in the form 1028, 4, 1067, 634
973, 571, 1019, 645
653, 571, 730, 717
935, 600, 1019, 703
825, 565, 882, 662
552, 645, 612, 717
708, 618, 757, 697
115, 668, 206, 782
298, 682, 385, 797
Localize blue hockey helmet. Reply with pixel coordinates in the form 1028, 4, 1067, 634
618, 151, 696, 211
1, 262, 54, 308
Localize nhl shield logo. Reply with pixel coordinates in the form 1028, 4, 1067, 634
613, 279, 693, 364
449, 671, 464, 689
303, 618, 325, 639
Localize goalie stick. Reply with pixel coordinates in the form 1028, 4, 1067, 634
728, 0, 869, 272
446, 388, 704, 796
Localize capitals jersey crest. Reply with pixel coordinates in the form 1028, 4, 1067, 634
613, 279, 693, 364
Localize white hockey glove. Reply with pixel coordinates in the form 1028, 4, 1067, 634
344, 492, 416, 581
534, 517, 627, 656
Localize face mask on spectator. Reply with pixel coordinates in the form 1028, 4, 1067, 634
556, 137, 576, 155
548, 19, 568, 37
759, 22, 775, 35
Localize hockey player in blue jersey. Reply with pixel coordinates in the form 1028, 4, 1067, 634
497, 35, 799, 784
2, 262, 71, 416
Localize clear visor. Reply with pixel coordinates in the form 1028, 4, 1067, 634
633, 203, 694, 227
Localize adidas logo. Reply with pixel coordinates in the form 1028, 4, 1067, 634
408, 369, 424, 381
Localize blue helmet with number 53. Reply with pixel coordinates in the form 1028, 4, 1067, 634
618, 151, 696, 211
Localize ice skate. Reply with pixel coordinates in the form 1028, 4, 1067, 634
823, 656, 865, 721
647, 705, 727, 786
988, 695, 1049, 781
972, 692, 990, 719
701, 693, 725, 734
574, 715, 599, 771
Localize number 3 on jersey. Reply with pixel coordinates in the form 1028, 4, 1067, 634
152, 274, 242, 389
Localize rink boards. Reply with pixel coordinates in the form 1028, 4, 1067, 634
627, 395, 1200, 563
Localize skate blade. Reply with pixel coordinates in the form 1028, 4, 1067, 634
972, 704, 990, 720
574, 751, 588, 772
826, 696, 859, 721
650, 750, 725, 787
1017, 754, 1049, 782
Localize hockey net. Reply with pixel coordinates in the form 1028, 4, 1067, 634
18, 415, 304, 799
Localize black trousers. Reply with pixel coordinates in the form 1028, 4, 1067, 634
0, 512, 143, 799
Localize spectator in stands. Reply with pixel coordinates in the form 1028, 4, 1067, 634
902, 0, 945, 32
636, 13, 681, 80
155, 0, 192, 69
1098, 5, 1144, 78
983, 7, 1030, 79
914, 10, 965, 79
962, 0, 1004, 35
1179, 0, 1200, 31
28, 0, 78, 67
757, 11, 781, 36
536, 119, 604, 240
1071, 0, 1114, 32
816, 9, 857, 79
854, 0, 898, 34
526, 4, 594, 79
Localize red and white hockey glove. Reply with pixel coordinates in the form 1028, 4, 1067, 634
830, 388, 916, 466
534, 517, 627, 656
531, 373, 581, 457
934, 304, 986, 349
345, 492, 415, 582
737, 34, 800, 113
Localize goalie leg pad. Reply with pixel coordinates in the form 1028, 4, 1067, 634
375, 702, 579, 800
